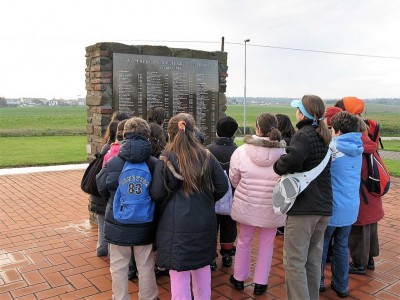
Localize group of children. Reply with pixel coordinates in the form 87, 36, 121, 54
88, 95, 384, 300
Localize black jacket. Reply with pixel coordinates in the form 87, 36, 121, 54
273, 119, 332, 216
96, 133, 157, 246
206, 137, 237, 172
150, 151, 228, 271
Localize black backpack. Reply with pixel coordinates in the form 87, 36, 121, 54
81, 153, 104, 196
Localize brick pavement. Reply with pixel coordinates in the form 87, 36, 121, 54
0, 168, 399, 299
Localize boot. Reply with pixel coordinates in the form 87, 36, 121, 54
254, 283, 268, 295
229, 275, 244, 290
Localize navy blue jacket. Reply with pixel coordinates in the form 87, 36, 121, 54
150, 151, 228, 271
96, 133, 157, 246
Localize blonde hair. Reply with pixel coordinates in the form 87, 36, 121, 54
165, 113, 213, 197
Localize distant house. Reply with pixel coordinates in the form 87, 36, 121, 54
48, 100, 59, 106
5, 98, 21, 106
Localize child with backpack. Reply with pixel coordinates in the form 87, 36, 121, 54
320, 111, 364, 298
206, 116, 239, 269
96, 117, 159, 300
335, 97, 386, 275
228, 113, 286, 296
149, 113, 228, 299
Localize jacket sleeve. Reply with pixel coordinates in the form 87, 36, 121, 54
150, 159, 173, 203
229, 147, 241, 189
96, 156, 122, 196
96, 166, 110, 197
273, 131, 310, 175
210, 154, 229, 201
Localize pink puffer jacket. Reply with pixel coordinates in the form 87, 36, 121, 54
229, 135, 287, 228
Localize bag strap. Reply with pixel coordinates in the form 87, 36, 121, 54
302, 148, 332, 181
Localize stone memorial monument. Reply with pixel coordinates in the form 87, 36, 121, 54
85, 42, 228, 160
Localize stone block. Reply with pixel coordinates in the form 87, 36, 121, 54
141, 45, 171, 56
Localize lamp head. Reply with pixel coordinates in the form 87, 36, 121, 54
244, 39, 250, 43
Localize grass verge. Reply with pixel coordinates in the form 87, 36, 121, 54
0, 136, 87, 168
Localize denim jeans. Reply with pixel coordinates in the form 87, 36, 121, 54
321, 225, 352, 293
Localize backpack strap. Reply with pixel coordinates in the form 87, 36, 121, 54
359, 180, 369, 204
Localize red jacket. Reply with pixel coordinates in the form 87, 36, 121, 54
354, 134, 384, 226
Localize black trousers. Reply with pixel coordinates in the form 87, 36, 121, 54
216, 214, 237, 245
348, 223, 379, 266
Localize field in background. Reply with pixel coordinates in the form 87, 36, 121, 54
225, 103, 400, 136
0, 106, 86, 136
0, 105, 399, 175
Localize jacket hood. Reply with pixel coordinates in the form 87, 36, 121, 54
118, 133, 151, 163
332, 132, 363, 157
243, 135, 286, 167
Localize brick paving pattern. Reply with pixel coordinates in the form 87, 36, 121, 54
0, 169, 399, 299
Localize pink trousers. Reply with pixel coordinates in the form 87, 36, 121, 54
169, 265, 211, 300
233, 224, 276, 285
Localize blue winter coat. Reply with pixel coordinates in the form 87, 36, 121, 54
328, 132, 363, 226
96, 133, 157, 246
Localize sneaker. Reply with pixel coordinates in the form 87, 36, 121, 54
331, 283, 349, 298
210, 259, 217, 271
349, 261, 366, 275
367, 257, 375, 270
222, 254, 233, 267
254, 283, 268, 295
229, 275, 244, 290
128, 269, 137, 280
155, 267, 169, 278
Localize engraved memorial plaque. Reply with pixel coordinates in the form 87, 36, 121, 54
113, 54, 219, 143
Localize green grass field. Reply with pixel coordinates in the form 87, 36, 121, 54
0, 136, 87, 168
225, 103, 400, 136
0, 106, 87, 136
0, 105, 399, 176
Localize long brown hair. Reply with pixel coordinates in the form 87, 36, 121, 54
256, 113, 282, 141
165, 113, 213, 197
302, 95, 331, 146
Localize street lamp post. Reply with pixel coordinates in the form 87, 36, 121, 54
243, 39, 250, 135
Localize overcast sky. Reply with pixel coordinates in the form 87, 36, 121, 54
1, 0, 399, 100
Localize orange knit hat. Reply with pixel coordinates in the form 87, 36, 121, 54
343, 97, 365, 115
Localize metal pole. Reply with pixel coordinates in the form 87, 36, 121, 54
244, 39, 250, 135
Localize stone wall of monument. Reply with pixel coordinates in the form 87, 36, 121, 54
85, 42, 228, 160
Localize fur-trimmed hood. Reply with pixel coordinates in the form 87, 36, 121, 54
243, 135, 286, 148
242, 135, 286, 168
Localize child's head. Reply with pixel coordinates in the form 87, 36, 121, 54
341, 97, 365, 116
330, 111, 361, 135
124, 117, 150, 138
103, 120, 119, 144
167, 113, 196, 142
165, 113, 211, 197
291, 95, 331, 146
216, 116, 238, 138
256, 113, 281, 141
147, 107, 166, 126
149, 122, 166, 157
275, 114, 295, 138
116, 119, 128, 141
324, 107, 342, 128
111, 111, 130, 122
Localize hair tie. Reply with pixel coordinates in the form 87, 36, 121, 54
270, 126, 275, 130
312, 119, 319, 126
178, 120, 186, 131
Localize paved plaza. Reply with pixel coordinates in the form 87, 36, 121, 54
1, 167, 399, 299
